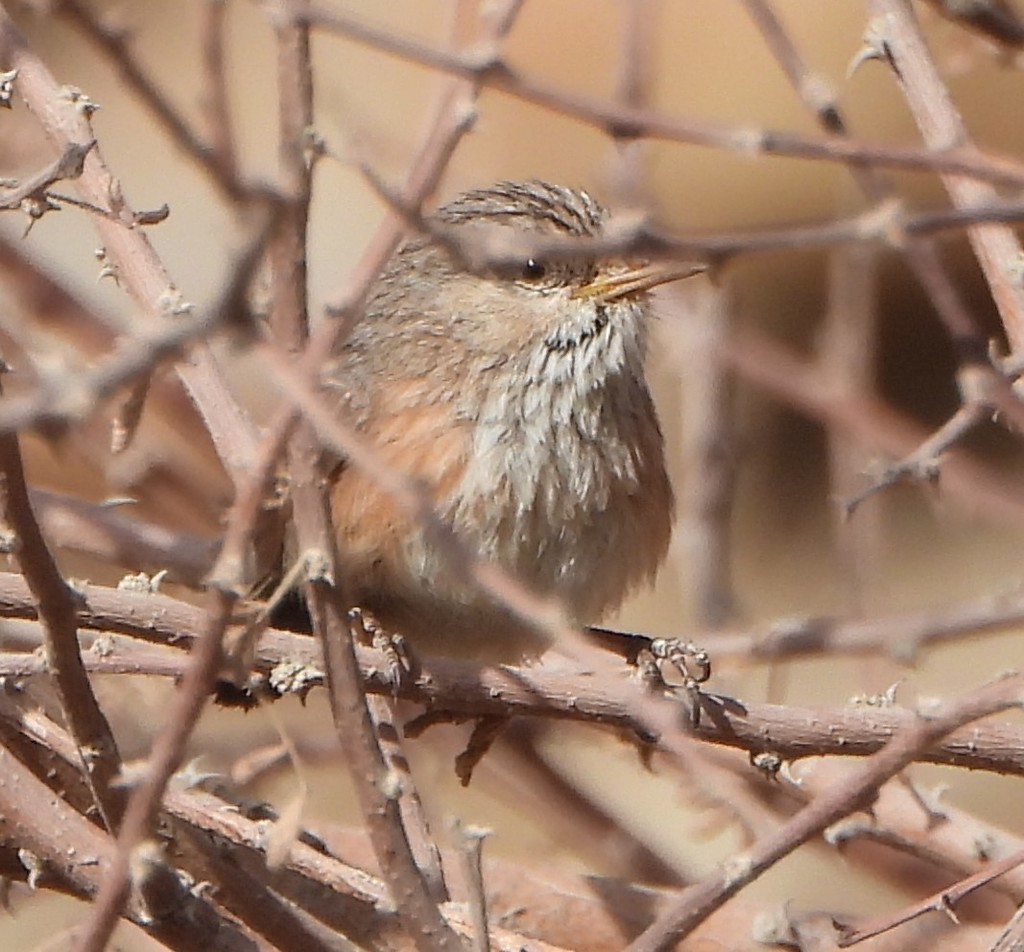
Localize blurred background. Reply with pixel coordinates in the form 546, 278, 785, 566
2, 1, 1024, 947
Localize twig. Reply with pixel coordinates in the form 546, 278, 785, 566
366, 688, 449, 901
333, 187, 1024, 280
924, 0, 1024, 46
0, 193, 281, 438
0, 741, 255, 951
0, 139, 93, 209
842, 401, 986, 516
198, 0, 240, 185
990, 901, 1024, 952
170, 821, 356, 952
843, 361, 1024, 515
0, 376, 124, 829
71, 590, 235, 952
624, 673, 1024, 951
607, 0, 657, 203
296, 1, 1024, 187
58, 0, 247, 202
820, 238, 884, 602
741, 0, 844, 134
707, 586, 1024, 662
30, 488, 216, 585
798, 759, 1024, 902
838, 845, 1024, 945
676, 283, 738, 627
317, 597, 465, 952
0, 4, 263, 483
1, 645, 197, 679
724, 326, 1024, 530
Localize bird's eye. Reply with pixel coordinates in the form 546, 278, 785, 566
520, 258, 547, 281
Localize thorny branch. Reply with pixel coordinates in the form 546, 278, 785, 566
0, 573, 1022, 779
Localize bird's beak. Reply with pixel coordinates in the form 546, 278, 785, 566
572, 261, 706, 303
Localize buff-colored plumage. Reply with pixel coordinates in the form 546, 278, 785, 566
325, 181, 676, 659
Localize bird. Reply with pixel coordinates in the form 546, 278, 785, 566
316, 180, 698, 661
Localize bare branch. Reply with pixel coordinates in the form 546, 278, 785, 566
625, 673, 1024, 951
297, 1, 1024, 187
0, 377, 124, 828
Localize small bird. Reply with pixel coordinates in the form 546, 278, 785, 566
322, 180, 697, 660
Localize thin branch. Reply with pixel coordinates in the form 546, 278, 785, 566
797, 759, 1024, 902
366, 687, 449, 902
0, 193, 282, 438
71, 590, 236, 952
842, 401, 986, 516
58, 0, 248, 202
452, 820, 489, 952
607, 0, 657, 203
0, 4, 264, 482
0, 378, 124, 828
838, 846, 1024, 946
707, 587, 1024, 663
0, 139, 93, 209
30, 489, 216, 585
295, 1, 1024, 187
741, 0, 844, 134
0, 742, 256, 952
333, 185, 1024, 280
269, 6, 461, 944
198, 0, 240, 185
924, 0, 1024, 46
624, 673, 1024, 951
676, 284, 739, 627
317, 596, 464, 952
170, 821, 357, 952
724, 326, 1024, 530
